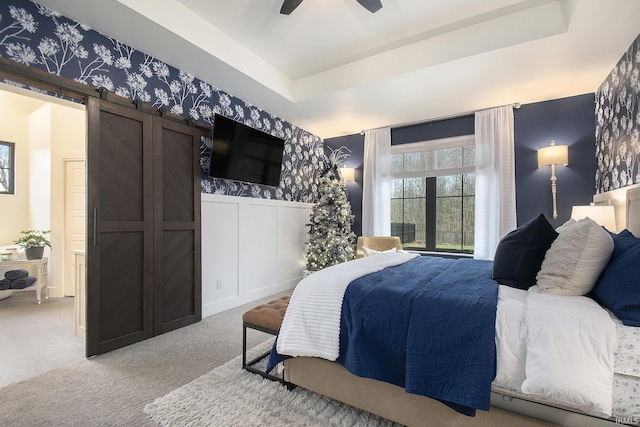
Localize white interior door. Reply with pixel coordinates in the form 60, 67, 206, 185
64, 160, 86, 297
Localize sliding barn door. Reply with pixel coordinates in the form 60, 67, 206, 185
86, 96, 203, 357
153, 119, 202, 334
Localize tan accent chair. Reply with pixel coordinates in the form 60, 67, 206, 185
356, 236, 404, 258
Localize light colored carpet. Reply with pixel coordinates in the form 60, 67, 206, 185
0, 292, 289, 427
0, 292, 84, 388
144, 339, 399, 427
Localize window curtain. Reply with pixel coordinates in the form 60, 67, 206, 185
362, 127, 391, 236
474, 106, 517, 260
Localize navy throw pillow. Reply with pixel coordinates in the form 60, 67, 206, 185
590, 232, 640, 327
492, 213, 558, 290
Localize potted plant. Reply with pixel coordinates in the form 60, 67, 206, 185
14, 230, 52, 260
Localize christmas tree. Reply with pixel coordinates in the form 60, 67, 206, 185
305, 165, 357, 271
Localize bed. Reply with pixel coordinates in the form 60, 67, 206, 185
270, 186, 640, 427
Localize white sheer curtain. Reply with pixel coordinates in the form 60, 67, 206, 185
362, 127, 391, 236
474, 106, 517, 260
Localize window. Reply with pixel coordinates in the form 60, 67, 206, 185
391, 135, 475, 253
0, 141, 15, 195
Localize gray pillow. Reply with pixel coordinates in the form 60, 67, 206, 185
536, 218, 614, 296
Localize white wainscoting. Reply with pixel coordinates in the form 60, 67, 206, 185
201, 193, 312, 318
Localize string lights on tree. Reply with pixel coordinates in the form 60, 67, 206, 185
305, 164, 356, 271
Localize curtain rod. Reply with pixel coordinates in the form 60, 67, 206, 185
359, 102, 521, 135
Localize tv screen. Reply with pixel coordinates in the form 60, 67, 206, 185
208, 114, 285, 187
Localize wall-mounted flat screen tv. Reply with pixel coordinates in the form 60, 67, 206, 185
208, 114, 285, 187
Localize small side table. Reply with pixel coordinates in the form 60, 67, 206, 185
0, 257, 48, 304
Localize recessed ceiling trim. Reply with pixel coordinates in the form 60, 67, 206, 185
293, 0, 569, 101
287, 0, 560, 79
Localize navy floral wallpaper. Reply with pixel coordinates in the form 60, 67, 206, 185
595, 33, 640, 193
0, 0, 327, 202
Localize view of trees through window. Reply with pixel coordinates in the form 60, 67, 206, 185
0, 141, 15, 194
391, 143, 475, 253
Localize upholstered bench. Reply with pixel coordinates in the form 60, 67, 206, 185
242, 295, 290, 384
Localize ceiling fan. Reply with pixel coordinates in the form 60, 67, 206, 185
280, 0, 382, 15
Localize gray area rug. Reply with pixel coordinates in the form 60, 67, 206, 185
144, 339, 398, 426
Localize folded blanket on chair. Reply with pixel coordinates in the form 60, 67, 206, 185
11, 276, 37, 289
0, 278, 12, 290
5, 269, 29, 281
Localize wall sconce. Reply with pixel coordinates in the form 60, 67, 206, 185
571, 203, 616, 232
537, 140, 568, 219
339, 167, 355, 184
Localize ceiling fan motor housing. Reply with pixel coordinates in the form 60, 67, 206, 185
280, 0, 382, 15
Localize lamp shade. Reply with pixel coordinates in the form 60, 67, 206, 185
537, 142, 568, 167
571, 204, 617, 232
339, 167, 355, 182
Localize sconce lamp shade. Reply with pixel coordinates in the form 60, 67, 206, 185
537, 141, 568, 219
571, 204, 617, 232
339, 167, 355, 182
537, 141, 568, 167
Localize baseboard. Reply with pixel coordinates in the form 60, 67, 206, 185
202, 281, 296, 318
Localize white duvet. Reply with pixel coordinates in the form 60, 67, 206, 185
493, 285, 617, 418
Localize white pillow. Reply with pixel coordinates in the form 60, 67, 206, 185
361, 246, 397, 257
536, 218, 613, 296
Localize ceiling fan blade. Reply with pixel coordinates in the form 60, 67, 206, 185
280, 0, 304, 15
356, 0, 382, 13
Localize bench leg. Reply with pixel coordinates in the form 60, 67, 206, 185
242, 324, 247, 369
242, 323, 292, 387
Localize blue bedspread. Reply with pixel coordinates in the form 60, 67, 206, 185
337, 256, 498, 416
269, 256, 499, 416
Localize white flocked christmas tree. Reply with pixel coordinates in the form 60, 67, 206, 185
305, 164, 356, 271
